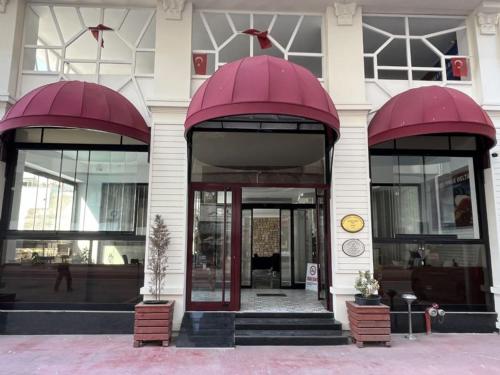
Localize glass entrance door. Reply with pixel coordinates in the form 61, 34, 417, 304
186, 186, 240, 310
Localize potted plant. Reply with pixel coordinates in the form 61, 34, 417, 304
134, 215, 175, 347
354, 270, 381, 305
347, 270, 391, 347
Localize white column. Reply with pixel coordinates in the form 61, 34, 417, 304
141, 1, 193, 330
0, 0, 24, 117
0, 0, 24, 217
325, 4, 372, 326
469, 2, 500, 330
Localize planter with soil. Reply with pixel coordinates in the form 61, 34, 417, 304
134, 300, 175, 347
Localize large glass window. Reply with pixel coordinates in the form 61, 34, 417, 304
0, 138, 149, 309
9, 149, 148, 234
0, 239, 145, 305
370, 147, 491, 311
371, 155, 479, 239
191, 131, 327, 184
373, 242, 489, 310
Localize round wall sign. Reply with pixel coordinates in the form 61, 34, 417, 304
341, 214, 365, 233
342, 239, 365, 257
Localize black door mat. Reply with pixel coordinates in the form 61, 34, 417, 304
256, 293, 287, 297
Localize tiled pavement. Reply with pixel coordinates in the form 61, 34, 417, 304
1, 333, 500, 374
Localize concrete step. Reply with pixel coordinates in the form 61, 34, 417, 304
237, 312, 334, 319
235, 317, 342, 330
235, 330, 350, 346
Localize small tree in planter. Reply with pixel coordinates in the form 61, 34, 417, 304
347, 270, 391, 348
134, 215, 175, 347
146, 214, 170, 304
354, 270, 380, 306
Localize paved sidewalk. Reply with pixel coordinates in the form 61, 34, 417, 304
1, 333, 499, 375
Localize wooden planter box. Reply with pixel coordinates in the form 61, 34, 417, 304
134, 300, 175, 347
346, 301, 391, 348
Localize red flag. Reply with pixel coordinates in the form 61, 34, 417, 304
451, 58, 468, 77
88, 24, 113, 48
192, 53, 208, 75
242, 29, 272, 49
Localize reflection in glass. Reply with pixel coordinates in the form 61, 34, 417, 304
281, 210, 292, 287
293, 209, 316, 284
9, 150, 149, 234
374, 242, 490, 310
241, 209, 252, 287
191, 191, 232, 303
371, 155, 479, 239
0, 239, 145, 306
191, 132, 327, 184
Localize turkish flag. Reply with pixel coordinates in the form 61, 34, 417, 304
88, 24, 113, 48
451, 58, 468, 77
242, 29, 272, 49
193, 53, 207, 75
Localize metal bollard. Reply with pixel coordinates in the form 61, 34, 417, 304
401, 293, 417, 340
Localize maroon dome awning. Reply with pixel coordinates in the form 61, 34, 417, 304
368, 86, 496, 148
0, 81, 150, 143
185, 56, 340, 140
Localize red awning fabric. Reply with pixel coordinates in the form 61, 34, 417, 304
185, 56, 340, 140
0, 81, 150, 143
368, 86, 496, 148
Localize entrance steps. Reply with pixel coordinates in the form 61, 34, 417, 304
235, 312, 349, 346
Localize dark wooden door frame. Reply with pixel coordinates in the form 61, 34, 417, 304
185, 184, 241, 311
186, 183, 333, 312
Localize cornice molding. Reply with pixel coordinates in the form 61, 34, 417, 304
161, 0, 186, 20
0, 0, 9, 14
477, 12, 499, 35
333, 2, 357, 26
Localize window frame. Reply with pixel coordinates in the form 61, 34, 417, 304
192, 9, 325, 79
369, 144, 494, 311
369, 147, 488, 245
362, 13, 470, 83
187, 127, 333, 186
0, 139, 149, 242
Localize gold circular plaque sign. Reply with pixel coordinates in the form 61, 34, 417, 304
341, 214, 364, 233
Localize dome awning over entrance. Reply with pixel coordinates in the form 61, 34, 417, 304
185, 56, 340, 140
0, 81, 150, 143
368, 86, 496, 148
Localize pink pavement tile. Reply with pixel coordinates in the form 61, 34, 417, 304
0, 333, 499, 375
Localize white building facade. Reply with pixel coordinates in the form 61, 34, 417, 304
0, 0, 500, 336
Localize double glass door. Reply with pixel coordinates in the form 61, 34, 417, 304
186, 186, 330, 310
240, 204, 329, 306
187, 186, 240, 310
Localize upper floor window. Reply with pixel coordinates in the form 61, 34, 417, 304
192, 11, 323, 78
363, 15, 470, 82
20, 4, 156, 119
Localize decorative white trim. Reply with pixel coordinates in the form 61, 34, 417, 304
477, 12, 499, 35
0, 94, 15, 104
0, 0, 8, 14
193, 11, 324, 78
491, 286, 500, 294
482, 104, 500, 113
146, 98, 190, 109
334, 2, 357, 26
161, 0, 186, 20
363, 15, 470, 86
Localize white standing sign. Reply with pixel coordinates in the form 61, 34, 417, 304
305, 263, 318, 292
